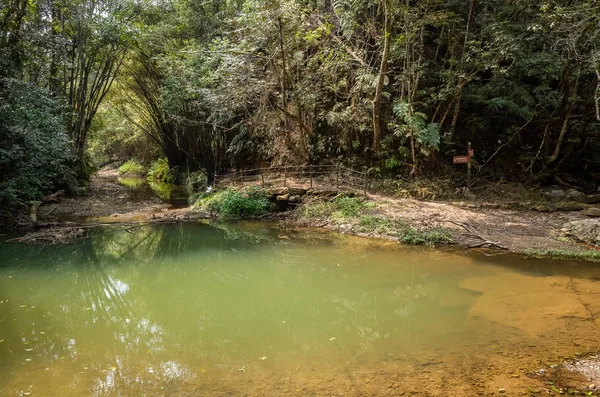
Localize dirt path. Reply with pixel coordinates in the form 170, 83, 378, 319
40, 168, 195, 224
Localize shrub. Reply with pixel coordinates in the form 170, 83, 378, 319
397, 226, 452, 245
0, 78, 74, 211
147, 158, 174, 182
118, 160, 146, 175
186, 171, 207, 194
195, 187, 270, 218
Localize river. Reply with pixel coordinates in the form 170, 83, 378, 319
0, 222, 598, 396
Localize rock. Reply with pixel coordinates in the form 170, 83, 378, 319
555, 201, 589, 211
269, 187, 289, 196
566, 188, 587, 201
582, 194, 600, 204
288, 187, 308, 196
276, 194, 290, 201
308, 189, 338, 197
532, 203, 556, 212
338, 224, 353, 233
541, 187, 566, 200
581, 208, 600, 217
288, 195, 301, 203
563, 219, 600, 245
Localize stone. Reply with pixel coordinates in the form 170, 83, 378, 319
565, 188, 586, 201
269, 187, 289, 196
288, 187, 308, 196
288, 195, 301, 203
532, 203, 556, 212
338, 224, 353, 233
581, 208, 600, 217
541, 187, 566, 200
276, 194, 290, 201
555, 201, 589, 211
582, 194, 600, 204
563, 219, 600, 246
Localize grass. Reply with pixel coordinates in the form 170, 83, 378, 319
525, 248, 600, 261
397, 226, 452, 245
194, 186, 270, 218
118, 160, 146, 176
300, 196, 376, 223
300, 199, 452, 245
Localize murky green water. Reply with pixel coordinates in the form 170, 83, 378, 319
1, 223, 599, 396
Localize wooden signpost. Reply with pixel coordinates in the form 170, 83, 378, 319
453, 142, 474, 188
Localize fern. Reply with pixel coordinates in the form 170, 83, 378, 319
487, 97, 533, 120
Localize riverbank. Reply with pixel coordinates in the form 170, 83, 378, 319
24, 169, 600, 260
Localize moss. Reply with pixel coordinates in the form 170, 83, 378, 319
525, 248, 600, 261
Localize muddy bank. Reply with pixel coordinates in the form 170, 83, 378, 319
29, 170, 600, 258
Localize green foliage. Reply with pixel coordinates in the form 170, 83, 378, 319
0, 78, 74, 210
147, 158, 174, 183
392, 101, 441, 155
356, 215, 452, 245
118, 160, 146, 176
357, 215, 395, 234
525, 249, 600, 261
148, 181, 174, 201
118, 177, 144, 188
195, 187, 270, 218
186, 171, 208, 194
300, 196, 375, 223
397, 227, 452, 246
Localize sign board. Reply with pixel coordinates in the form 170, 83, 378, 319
453, 156, 470, 164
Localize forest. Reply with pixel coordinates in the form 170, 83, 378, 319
1, 0, 600, 216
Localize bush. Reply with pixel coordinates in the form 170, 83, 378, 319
195, 187, 270, 218
118, 160, 146, 175
397, 226, 452, 245
147, 158, 174, 182
0, 78, 74, 211
186, 171, 208, 194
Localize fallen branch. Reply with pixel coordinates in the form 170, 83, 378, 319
446, 220, 508, 250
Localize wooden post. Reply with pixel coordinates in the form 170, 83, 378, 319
309, 164, 313, 189
214, 173, 218, 190
284, 164, 287, 187
467, 141, 472, 189
335, 164, 339, 191
363, 166, 368, 198
261, 169, 265, 188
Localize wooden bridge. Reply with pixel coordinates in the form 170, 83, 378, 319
214, 165, 370, 197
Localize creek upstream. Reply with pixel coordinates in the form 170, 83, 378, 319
0, 222, 599, 396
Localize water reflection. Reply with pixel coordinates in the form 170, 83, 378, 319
0, 223, 598, 395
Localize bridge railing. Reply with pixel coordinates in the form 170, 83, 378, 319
214, 164, 369, 197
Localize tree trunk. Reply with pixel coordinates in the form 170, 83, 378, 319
372, 0, 391, 154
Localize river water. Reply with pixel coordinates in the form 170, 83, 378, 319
0, 222, 599, 396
